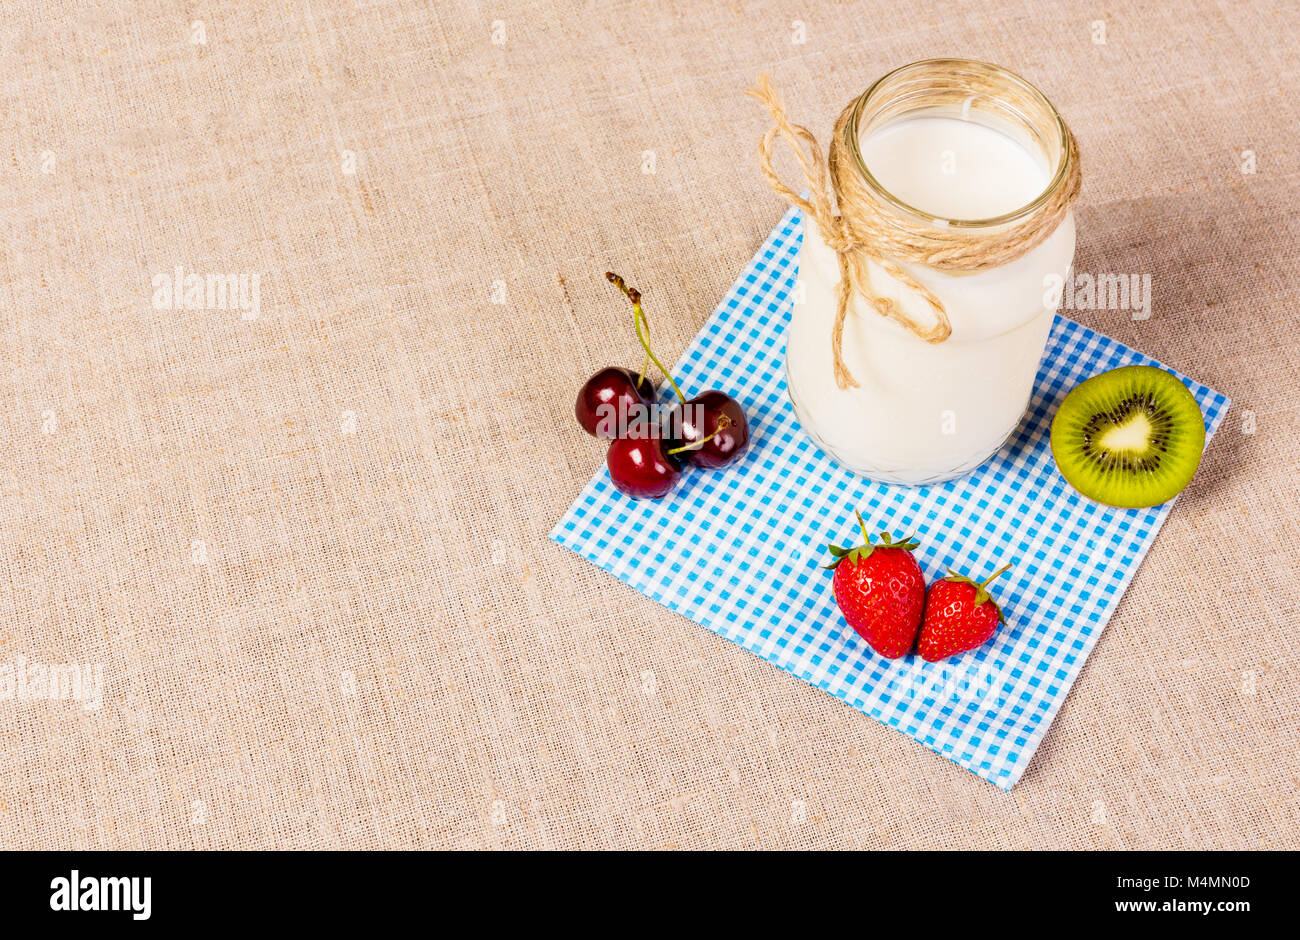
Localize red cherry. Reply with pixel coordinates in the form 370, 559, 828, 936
606, 427, 682, 499
575, 367, 655, 439
668, 390, 749, 468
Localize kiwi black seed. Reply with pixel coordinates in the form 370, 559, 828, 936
1050, 365, 1206, 509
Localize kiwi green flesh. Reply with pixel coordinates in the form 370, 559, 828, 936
1050, 365, 1206, 508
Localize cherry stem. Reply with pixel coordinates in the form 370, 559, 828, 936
606, 271, 686, 404
981, 563, 1013, 587
667, 414, 731, 455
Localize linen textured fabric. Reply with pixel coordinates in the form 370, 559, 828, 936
0, 0, 1295, 848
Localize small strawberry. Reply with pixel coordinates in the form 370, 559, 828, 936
917, 563, 1013, 662
824, 513, 925, 659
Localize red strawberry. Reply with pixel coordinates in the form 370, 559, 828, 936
917, 564, 1013, 662
824, 514, 925, 659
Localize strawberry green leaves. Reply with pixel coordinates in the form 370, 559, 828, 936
939, 562, 1012, 622
823, 511, 921, 570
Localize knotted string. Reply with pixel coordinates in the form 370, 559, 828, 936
746, 73, 1081, 389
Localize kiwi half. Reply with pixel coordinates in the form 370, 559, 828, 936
1050, 365, 1206, 508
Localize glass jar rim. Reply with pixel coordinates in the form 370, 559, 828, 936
845, 58, 1074, 229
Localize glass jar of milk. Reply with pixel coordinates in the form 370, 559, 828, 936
783, 60, 1079, 484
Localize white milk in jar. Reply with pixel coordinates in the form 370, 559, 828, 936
780, 61, 1078, 484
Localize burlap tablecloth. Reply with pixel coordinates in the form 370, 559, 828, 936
1, 0, 1295, 850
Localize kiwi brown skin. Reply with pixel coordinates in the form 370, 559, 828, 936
1050, 365, 1206, 509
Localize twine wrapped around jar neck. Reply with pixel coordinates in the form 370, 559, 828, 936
747, 72, 1082, 389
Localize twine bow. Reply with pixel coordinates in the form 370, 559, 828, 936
746, 73, 1081, 389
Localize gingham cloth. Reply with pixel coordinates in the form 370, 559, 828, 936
550, 207, 1230, 789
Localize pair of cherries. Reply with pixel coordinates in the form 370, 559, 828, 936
575, 273, 750, 498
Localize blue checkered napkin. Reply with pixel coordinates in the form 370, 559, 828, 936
550, 207, 1230, 789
